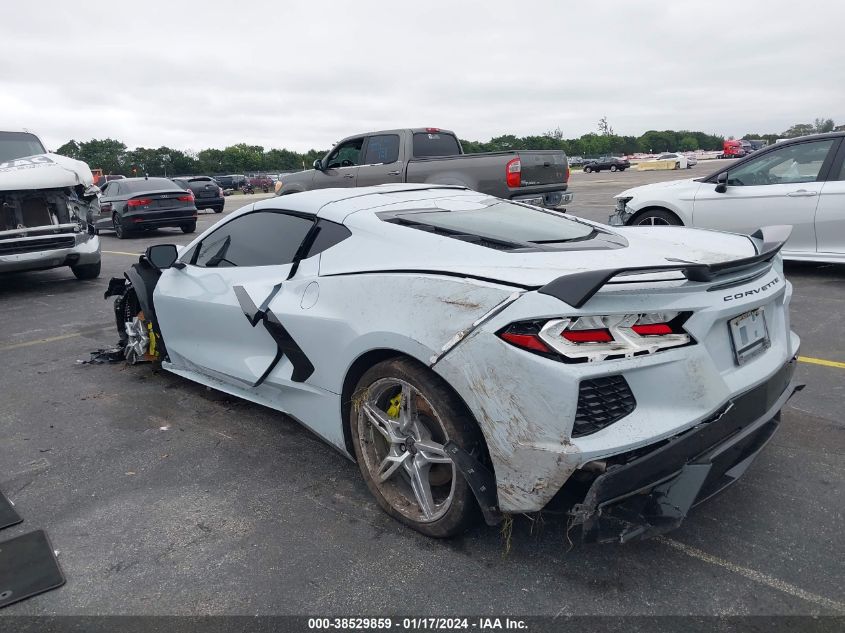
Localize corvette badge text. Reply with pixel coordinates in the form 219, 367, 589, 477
723, 277, 780, 302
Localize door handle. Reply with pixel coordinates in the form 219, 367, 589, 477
343, 173, 355, 179
787, 190, 818, 197
387, 170, 401, 176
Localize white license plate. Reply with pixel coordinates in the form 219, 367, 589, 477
729, 308, 770, 365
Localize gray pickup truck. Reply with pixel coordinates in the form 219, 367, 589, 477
277, 128, 573, 209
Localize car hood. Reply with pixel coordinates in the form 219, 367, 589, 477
615, 177, 700, 200
0, 153, 95, 192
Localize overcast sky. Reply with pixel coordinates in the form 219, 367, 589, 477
2, 0, 842, 152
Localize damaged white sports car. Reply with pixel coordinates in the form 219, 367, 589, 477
106, 184, 801, 542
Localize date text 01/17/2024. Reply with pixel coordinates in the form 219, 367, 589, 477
307, 617, 528, 630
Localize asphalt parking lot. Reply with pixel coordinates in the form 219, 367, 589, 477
1, 175, 843, 617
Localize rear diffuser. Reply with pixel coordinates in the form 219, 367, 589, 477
0, 530, 65, 608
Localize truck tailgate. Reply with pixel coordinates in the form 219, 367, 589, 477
518, 151, 567, 186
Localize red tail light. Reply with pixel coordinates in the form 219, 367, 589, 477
506, 157, 521, 188
218, 187, 224, 196
631, 323, 673, 336
127, 198, 152, 207
565, 165, 571, 182
499, 332, 552, 353
178, 191, 194, 202
561, 329, 613, 343
425, 127, 441, 133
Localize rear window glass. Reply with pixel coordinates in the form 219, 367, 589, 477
385, 198, 595, 246
122, 178, 181, 193
412, 133, 461, 158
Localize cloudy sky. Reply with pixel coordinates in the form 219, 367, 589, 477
2, 0, 842, 152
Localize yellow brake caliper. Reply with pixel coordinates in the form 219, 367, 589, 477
386, 393, 402, 419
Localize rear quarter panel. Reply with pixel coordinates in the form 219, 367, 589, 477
288, 271, 517, 394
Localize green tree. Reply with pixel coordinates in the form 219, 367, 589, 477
76, 139, 127, 173
597, 116, 614, 136
678, 136, 699, 151
782, 123, 815, 138
56, 140, 81, 159
813, 118, 835, 133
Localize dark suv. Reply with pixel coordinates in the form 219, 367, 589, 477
173, 176, 225, 213
583, 156, 631, 173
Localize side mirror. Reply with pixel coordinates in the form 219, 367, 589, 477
145, 244, 180, 270
715, 172, 728, 194
312, 159, 323, 171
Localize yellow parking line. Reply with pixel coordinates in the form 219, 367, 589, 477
102, 250, 141, 257
798, 355, 845, 369
0, 332, 82, 351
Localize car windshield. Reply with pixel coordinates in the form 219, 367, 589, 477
389, 198, 595, 245
0, 131, 47, 162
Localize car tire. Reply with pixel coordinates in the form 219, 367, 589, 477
674, 162, 681, 170
610, 165, 617, 172
181, 222, 197, 234
630, 208, 683, 226
113, 214, 129, 239
584, 166, 592, 173
350, 357, 485, 538
214, 205, 224, 213
71, 260, 101, 280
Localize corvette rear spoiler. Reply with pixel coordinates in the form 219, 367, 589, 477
538, 225, 792, 308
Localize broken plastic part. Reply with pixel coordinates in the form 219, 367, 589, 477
124, 317, 149, 364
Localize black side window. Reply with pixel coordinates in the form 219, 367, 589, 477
193, 211, 314, 268
363, 135, 400, 165
305, 220, 352, 258
326, 138, 364, 168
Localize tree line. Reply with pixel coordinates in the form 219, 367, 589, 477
55, 117, 837, 177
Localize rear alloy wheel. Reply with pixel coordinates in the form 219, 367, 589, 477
113, 214, 129, 239
71, 260, 101, 280
351, 358, 484, 537
632, 209, 682, 226
584, 166, 592, 173
181, 221, 197, 234
610, 165, 617, 172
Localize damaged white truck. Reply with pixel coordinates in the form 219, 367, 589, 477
105, 184, 802, 543
0, 131, 101, 279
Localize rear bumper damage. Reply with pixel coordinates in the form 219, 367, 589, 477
569, 357, 801, 543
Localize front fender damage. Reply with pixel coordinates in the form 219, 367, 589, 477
99, 259, 165, 364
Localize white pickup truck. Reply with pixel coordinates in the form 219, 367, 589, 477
0, 130, 101, 279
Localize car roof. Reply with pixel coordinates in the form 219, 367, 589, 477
250, 184, 469, 223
